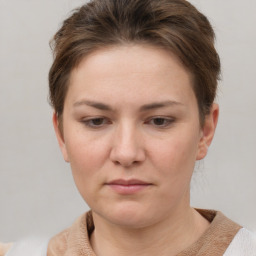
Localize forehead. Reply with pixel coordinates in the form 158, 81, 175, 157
72, 44, 191, 81
67, 44, 195, 107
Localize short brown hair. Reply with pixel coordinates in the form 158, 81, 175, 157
49, 0, 220, 125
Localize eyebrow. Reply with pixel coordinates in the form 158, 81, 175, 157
73, 99, 184, 111
140, 100, 184, 111
73, 100, 113, 111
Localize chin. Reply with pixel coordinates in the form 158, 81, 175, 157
94, 201, 156, 229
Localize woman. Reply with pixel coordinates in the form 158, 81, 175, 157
2, 0, 255, 255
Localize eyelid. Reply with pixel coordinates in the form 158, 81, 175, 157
145, 116, 175, 128
80, 116, 175, 129
81, 117, 111, 128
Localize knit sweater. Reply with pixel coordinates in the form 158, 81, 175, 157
2, 209, 256, 255
47, 209, 242, 256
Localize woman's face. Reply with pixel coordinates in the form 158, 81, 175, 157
54, 45, 218, 228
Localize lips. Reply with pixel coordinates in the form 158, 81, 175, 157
105, 179, 152, 194
107, 179, 151, 185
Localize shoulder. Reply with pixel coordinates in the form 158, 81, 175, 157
2, 238, 48, 256
47, 229, 69, 256
224, 228, 256, 256
47, 212, 94, 256
0, 243, 12, 256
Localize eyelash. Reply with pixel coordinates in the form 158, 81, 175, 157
145, 117, 175, 128
81, 117, 111, 128
81, 116, 175, 129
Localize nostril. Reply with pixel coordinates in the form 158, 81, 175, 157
112, 158, 141, 168
109, 137, 146, 167
113, 160, 121, 166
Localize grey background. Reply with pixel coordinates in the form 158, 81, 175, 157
0, 0, 255, 242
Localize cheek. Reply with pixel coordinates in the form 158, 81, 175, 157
65, 126, 110, 168
151, 136, 199, 201
148, 128, 200, 193
152, 134, 199, 170
64, 132, 110, 198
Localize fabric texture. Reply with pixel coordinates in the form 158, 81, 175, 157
4, 237, 48, 256
47, 209, 242, 256
0, 243, 12, 256
223, 228, 256, 256
2, 209, 255, 255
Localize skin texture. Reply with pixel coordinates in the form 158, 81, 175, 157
53, 44, 219, 255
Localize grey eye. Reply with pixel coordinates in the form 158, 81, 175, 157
152, 118, 166, 126
147, 117, 174, 128
82, 117, 110, 128
90, 118, 105, 126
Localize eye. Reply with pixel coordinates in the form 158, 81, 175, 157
82, 117, 110, 128
147, 117, 174, 128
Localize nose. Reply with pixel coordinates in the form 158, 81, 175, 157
110, 122, 146, 167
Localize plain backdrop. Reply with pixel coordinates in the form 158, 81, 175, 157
0, 0, 255, 242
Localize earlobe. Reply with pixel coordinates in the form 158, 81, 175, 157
196, 103, 219, 160
52, 112, 70, 162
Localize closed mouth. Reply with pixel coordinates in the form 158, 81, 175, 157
106, 179, 152, 186
105, 179, 153, 194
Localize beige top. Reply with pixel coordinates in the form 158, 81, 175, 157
46, 209, 241, 256
0, 243, 12, 256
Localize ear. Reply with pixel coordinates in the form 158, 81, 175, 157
52, 112, 70, 162
196, 103, 219, 160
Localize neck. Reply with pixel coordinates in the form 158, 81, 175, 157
90, 206, 209, 256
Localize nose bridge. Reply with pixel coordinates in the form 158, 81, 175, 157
110, 120, 145, 166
